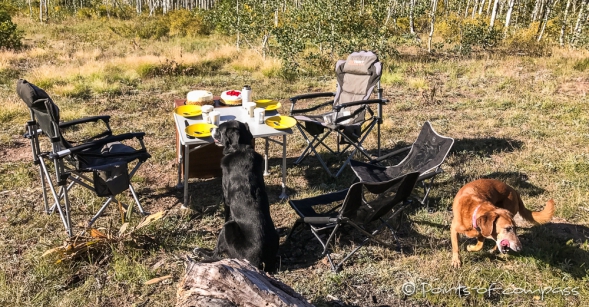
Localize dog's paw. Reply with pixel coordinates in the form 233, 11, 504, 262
451, 254, 462, 268
192, 247, 214, 259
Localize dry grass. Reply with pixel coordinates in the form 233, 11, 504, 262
0, 16, 588, 306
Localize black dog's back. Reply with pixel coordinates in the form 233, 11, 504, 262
212, 120, 279, 272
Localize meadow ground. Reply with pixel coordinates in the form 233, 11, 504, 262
1, 17, 588, 306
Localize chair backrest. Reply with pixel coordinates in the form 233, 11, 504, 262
385, 122, 454, 179
334, 51, 382, 104
341, 171, 420, 224
333, 51, 382, 124
17, 79, 61, 140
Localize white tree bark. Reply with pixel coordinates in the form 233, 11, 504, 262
504, 0, 517, 36
537, 0, 554, 41
428, 0, 439, 53
560, 0, 573, 46
478, 0, 486, 15
409, 0, 416, 34
572, 0, 589, 45
489, 0, 500, 29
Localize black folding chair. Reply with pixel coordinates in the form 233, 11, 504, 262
17, 79, 151, 237
289, 51, 388, 177
350, 122, 454, 207
286, 172, 419, 272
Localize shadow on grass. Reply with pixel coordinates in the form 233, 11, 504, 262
518, 222, 589, 279
448, 136, 524, 164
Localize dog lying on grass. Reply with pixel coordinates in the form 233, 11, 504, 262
195, 120, 279, 273
450, 178, 555, 268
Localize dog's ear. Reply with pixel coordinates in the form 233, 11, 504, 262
222, 127, 240, 154
239, 122, 254, 145
476, 211, 498, 237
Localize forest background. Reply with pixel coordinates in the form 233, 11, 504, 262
1, 0, 589, 306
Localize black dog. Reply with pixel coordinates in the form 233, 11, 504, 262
197, 120, 279, 272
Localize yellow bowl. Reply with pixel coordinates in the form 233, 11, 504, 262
255, 99, 281, 110
185, 123, 217, 138
265, 116, 296, 130
175, 105, 202, 117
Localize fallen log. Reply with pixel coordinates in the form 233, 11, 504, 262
176, 258, 315, 307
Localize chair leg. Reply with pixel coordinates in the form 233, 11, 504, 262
87, 196, 115, 228
128, 183, 148, 215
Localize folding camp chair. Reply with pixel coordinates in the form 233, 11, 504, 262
289, 51, 388, 177
349, 122, 454, 207
17, 79, 151, 237
286, 171, 419, 272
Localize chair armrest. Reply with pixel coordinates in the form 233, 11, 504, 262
59, 115, 111, 129
289, 92, 335, 103
51, 132, 146, 158
291, 100, 334, 115
333, 98, 388, 111
289, 92, 335, 115
371, 146, 411, 164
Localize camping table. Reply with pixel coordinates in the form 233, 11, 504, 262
173, 105, 291, 208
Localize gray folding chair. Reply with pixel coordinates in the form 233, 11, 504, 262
286, 171, 420, 272
289, 51, 388, 177
350, 122, 454, 207
17, 79, 151, 237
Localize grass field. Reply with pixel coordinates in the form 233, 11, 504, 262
1, 16, 588, 306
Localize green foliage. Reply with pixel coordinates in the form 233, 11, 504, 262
109, 17, 169, 40
167, 9, 210, 37
573, 58, 589, 71
0, 7, 22, 50
503, 22, 550, 56
459, 19, 501, 55
137, 58, 228, 78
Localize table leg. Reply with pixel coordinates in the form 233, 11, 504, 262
279, 134, 288, 200
182, 144, 190, 209
175, 137, 183, 190
264, 137, 270, 176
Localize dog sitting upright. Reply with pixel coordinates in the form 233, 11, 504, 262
450, 178, 555, 268
203, 120, 279, 272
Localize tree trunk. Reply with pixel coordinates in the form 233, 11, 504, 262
478, 0, 485, 15
489, 0, 500, 29
409, 0, 416, 34
560, 0, 572, 46
537, 0, 554, 41
176, 259, 315, 307
572, 0, 589, 45
464, 0, 471, 18
504, 0, 516, 37
428, 0, 439, 53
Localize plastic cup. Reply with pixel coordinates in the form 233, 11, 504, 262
209, 111, 221, 126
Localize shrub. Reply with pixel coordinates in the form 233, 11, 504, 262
167, 9, 210, 37
0, 8, 22, 50
459, 19, 501, 55
503, 22, 550, 56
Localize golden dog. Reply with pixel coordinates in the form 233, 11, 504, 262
450, 179, 555, 268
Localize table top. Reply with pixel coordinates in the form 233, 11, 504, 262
174, 105, 293, 145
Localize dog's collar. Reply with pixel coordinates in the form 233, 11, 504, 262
472, 205, 481, 231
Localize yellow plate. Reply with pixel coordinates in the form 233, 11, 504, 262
255, 99, 281, 111
175, 105, 202, 117
265, 116, 296, 130
185, 123, 217, 138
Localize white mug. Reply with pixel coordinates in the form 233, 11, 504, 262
254, 108, 265, 124
201, 105, 214, 123
245, 102, 257, 118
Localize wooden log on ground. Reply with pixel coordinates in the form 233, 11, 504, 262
176, 258, 315, 307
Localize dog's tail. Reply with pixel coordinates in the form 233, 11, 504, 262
517, 196, 555, 224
